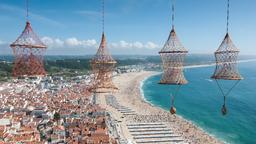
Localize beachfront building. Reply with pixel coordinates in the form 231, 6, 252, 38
0, 75, 116, 143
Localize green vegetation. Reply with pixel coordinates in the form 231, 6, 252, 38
0, 55, 255, 81
0, 62, 12, 81
0, 58, 146, 81
53, 112, 61, 121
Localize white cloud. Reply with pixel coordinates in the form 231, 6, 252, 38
65, 38, 97, 48
41, 37, 64, 48
65, 38, 79, 47
119, 40, 132, 48
109, 40, 160, 49
41, 37, 159, 50
0, 37, 160, 55
133, 41, 144, 49
41, 37, 97, 49
145, 42, 159, 49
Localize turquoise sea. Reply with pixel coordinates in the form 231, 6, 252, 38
142, 61, 256, 144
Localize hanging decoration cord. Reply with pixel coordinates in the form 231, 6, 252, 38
102, 0, 105, 33
171, 85, 181, 106
171, 71, 183, 106
226, 0, 230, 33
26, 0, 29, 22
171, 0, 175, 29
215, 79, 240, 105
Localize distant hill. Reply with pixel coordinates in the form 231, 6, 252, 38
0, 54, 255, 81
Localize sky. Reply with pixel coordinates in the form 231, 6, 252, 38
0, 0, 255, 55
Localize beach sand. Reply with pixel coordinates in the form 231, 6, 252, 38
98, 71, 223, 144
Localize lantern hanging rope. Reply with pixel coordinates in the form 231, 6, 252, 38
159, 0, 188, 114
170, 85, 182, 114
26, 0, 29, 22
211, 0, 243, 115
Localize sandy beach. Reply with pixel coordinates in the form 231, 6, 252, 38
98, 71, 223, 144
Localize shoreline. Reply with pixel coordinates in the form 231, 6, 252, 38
184, 58, 256, 69
139, 71, 159, 105
139, 71, 226, 143
111, 71, 223, 144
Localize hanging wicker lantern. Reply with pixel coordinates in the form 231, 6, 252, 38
159, 28, 188, 114
211, 0, 243, 115
158, 0, 188, 114
10, 21, 47, 77
159, 28, 188, 85
212, 33, 242, 80
90, 33, 118, 93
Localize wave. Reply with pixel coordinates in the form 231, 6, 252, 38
184, 63, 215, 69
140, 59, 256, 100
139, 72, 160, 107
139, 72, 230, 144
238, 59, 256, 63
184, 59, 256, 69
205, 79, 213, 82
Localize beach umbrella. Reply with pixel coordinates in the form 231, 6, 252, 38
211, 0, 243, 115
10, 0, 47, 77
159, 0, 188, 114
90, 0, 118, 93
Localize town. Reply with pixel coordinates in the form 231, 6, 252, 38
0, 66, 142, 144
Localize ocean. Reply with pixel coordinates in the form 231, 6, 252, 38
142, 61, 256, 144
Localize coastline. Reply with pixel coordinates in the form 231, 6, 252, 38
139, 71, 160, 105
110, 71, 223, 144
139, 71, 226, 143
184, 58, 256, 69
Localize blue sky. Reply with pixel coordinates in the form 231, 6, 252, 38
0, 0, 255, 55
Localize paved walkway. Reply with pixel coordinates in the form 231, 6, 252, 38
102, 95, 187, 144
